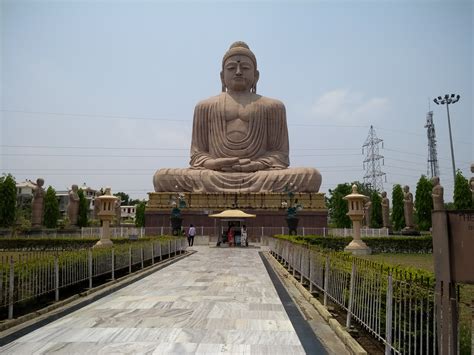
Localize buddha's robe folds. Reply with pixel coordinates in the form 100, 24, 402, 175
153, 93, 321, 193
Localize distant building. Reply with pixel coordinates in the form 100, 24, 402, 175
16, 180, 36, 207
120, 205, 137, 221
16, 180, 36, 197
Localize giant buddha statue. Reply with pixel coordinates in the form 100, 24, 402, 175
153, 41, 321, 193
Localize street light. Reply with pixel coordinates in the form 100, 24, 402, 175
433, 93, 460, 183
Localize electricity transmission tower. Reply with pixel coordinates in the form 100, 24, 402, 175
424, 110, 439, 178
362, 125, 386, 191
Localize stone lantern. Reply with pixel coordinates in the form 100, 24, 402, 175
93, 187, 118, 248
343, 185, 371, 255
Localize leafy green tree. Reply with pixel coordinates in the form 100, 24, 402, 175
0, 174, 17, 228
114, 192, 129, 206
391, 184, 405, 231
414, 175, 433, 231
77, 189, 89, 227
354, 181, 374, 198
370, 191, 383, 228
135, 200, 146, 227
453, 170, 472, 209
327, 183, 352, 228
44, 186, 60, 228
129, 198, 141, 206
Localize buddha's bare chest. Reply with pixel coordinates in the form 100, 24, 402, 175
223, 99, 257, 141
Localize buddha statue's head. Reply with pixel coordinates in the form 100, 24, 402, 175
221, 41, 260, 93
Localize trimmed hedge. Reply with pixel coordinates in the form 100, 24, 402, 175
275, 234, 433, 254
0, 236, 178, 251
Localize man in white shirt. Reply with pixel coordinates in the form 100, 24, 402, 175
188, 224, 196, 246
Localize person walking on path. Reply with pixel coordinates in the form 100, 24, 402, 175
188, 224, 196, 246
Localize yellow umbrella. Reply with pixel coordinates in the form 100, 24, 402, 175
208, 209, 256, 218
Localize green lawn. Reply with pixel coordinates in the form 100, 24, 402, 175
362, 253, 435, 272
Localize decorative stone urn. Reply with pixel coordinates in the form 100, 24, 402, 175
343, 185, 371, 255
93, 187, 118, 248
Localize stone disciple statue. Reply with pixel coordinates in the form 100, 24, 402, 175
31, 178, 45, 228
403, 185, 414, 229
381, 191, 390, 228
94, 191, 102, 219
67, 184, 80, 226
431, 176, 444, 210
364, 200, 372, 227
153, 41, 321, 193
470, 163, 474, 203
115, 199, 121, 225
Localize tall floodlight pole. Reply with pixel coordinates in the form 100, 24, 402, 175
433, 94, 460, 183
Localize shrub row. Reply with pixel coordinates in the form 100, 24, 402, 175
0, 236, 176, 251
275, 234, 433, 254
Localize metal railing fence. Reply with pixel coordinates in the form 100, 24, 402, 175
141, 226, 389, 238
265, 236, 437, 355
1, 226, 390, 239
0, 238, 187, 320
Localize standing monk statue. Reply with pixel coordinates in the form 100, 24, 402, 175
381, 191, 390, 228
67, 184, 80, 226
432, 176, 444, 210
364, 200, 372, 227
403, 185, 414, 230
31, 178, 45, 228
153, 41, 321, 193
470, 163, 474, 204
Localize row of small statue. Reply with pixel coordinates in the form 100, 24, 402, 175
363, 185, 421, 231
30, 179, 122, 228
363, 169, 474, 232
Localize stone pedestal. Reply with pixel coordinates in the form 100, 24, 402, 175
401, 228, 421, 236
94, 188, 117, 249
145, 192, 328, 233
343, 186, 371, 255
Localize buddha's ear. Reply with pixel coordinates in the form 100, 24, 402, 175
251, 70, 260, 93
220, 71, 225, 92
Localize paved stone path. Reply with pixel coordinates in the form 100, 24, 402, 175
1, 246, 347, 354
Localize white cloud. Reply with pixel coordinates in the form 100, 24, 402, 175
311, 89, 389, 125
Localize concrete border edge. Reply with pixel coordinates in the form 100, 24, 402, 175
262, 251, 367, 355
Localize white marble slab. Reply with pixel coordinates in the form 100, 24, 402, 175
1, 246, 319, 354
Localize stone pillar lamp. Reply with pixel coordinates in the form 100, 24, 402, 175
343, 185, 372, 255
94, 187, 117, 248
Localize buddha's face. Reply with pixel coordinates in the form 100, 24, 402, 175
221, 55, 258, 92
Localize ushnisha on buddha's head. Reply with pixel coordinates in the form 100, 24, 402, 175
220, 41, 260, 93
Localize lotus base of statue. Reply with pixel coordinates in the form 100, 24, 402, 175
344, 239, 371, 255
93, 238, 113, 249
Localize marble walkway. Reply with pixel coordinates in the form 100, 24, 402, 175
1, 246, 347, 354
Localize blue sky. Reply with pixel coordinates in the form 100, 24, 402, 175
1, 0, 472, 202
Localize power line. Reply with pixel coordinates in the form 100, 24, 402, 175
1, 153, 363, 158
3, 165, 362, 171
3, 108, 471, 145
1, 144, 360, 152
1, 109, 188, 122
384, 147, 470, 164
1, 144, 188, 151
